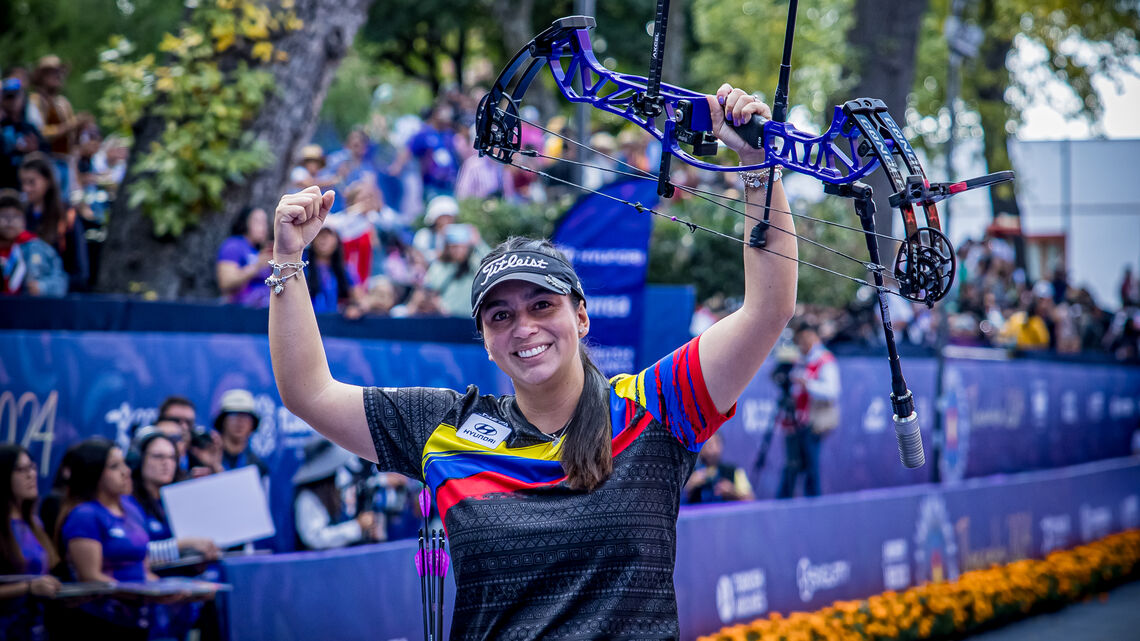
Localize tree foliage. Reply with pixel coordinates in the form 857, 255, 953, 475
910, 0, 1139, 218
688, 0, 853, 120
91, 0, 305, 236
0, 0, 185, 112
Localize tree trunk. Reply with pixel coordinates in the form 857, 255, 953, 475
971, 0, 1021, 223
491, 0, 554, 117
837, 0, 928, 254
97, 0, 372, 299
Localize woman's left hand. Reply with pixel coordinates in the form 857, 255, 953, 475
707, 84, 772, 164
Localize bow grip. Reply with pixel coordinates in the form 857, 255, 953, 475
731, 114, 767, 150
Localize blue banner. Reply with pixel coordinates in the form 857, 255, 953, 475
216, 459, 1140, 641
553, 178, 658, 375
0, 330, 510, 551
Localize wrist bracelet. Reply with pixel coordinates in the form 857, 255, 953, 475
740, 166, 782, 189
265, 260, 308, 295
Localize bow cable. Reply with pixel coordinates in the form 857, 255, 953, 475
500, 149, 913, 299
501, 105, 908, 246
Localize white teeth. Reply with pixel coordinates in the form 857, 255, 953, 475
517, 345, 549, 358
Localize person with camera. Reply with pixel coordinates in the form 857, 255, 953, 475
777, 323, 840, 498
292, 438, 383, 550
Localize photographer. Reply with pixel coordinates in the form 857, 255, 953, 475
292, 439, 382, 550
777, 324, 840, 498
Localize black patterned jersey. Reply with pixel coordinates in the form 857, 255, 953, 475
364, 335, 733, 640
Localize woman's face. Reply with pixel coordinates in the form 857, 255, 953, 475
98, 447, 131, 498
479, 280, 589, 390
222, 413, 256, 444
10, 452, 38, 504
444, 242, 471, 263
313, 229, 338, 258
19, 169, 49, 206
246, 208, 269, 244
141, 438, 178, 488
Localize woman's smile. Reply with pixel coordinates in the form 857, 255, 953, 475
515, 344, 551, 359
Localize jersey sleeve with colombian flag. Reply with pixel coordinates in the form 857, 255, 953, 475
610, 333, 735, 452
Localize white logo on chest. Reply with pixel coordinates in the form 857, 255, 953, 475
456, 414, 512, 449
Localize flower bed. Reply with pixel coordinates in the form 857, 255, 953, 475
699, 529, 1140, 641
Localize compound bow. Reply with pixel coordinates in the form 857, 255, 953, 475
473, 1, 1014, 469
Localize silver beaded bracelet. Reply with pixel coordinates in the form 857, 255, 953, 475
265, 260, 308, 295
739, 166, 782, 189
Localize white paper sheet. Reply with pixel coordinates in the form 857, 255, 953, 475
162, 466, 275, 548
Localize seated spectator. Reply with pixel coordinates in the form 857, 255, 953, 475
390, 285, 443, 318
325, 179, 379, 284
0, 188, 67, 296
289, 143, 337, 192
1, 76, 47, 191
455, 148, 511, 201
374, 227, 426, 297
216, 206, 273, 307
129, 430, 219, 564
89, 134, 129, 192
361, 275, 399, 316
423, 223, 487, 316
327, 128, 382, 212
26, 55, 84, 196
998, 292, 1051, 350
292, 439, 382, 550
141, 420, 189, 482
19, 152, 87, 291
412, 195, 458, 263
389, 102, 461, 201
0, 444, 62, 640
213, 389, 269, 480
683, 432, 754, 503
56, 437, 158, 639
156, 395, 198, 471
307, 227, 361, 315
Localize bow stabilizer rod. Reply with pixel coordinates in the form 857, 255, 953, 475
749, 0, 800, 249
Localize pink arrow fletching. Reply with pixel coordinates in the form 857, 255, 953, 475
419, 488, 432, 517
414, 549, 425, 576
439, 550, 450, 576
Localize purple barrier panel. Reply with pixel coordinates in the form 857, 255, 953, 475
939, 358, 1140, 482
0, 330, 511, 551
718, 356, 937, 497
675, 458, 1140, 641
715, 353, 1139, 494
221, 539, 454, 641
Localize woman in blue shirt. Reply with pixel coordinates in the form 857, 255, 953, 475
0, 444, 61, 641
56, 437, 154, 639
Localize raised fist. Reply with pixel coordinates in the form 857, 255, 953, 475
273, 186, 336, 259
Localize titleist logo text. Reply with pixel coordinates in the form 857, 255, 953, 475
479, 254, 550, 286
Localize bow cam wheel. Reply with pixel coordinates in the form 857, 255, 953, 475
893, 227, 955, 304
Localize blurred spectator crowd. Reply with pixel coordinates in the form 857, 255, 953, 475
694, 235, 1140, 362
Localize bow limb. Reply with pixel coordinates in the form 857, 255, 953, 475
474, 16, 881, 183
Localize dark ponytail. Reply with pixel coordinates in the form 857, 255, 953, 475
561, 331, 613, 491
477, 238, 612, 491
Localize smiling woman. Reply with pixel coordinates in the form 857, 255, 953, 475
268, 83, 797, 641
